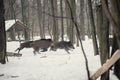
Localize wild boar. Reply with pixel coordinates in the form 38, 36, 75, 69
50, 41, 74, 54
15, 41, 33, 53
31, 38, 53, 54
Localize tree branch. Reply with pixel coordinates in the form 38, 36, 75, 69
101, 0, 120, 34
65, 0, 90, 80
30, 6, 71, 19
42, 11, 71, 19
90, 50, 120, 80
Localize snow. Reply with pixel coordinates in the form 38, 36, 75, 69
0, 38, 118, 80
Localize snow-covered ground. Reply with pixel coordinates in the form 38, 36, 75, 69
0, 38, 118, 80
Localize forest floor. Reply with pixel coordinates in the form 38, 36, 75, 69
0, 37, 118, 80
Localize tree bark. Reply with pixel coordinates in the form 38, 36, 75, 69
96, 2, 109, 80
60, 0, 64, 41
36, 0, 44, 38
0, 0, 6, 64
21, 0, 30, 40
51, 0, 59, 42
101, 0, 120, 79
66, 0, 76, 43
87, 0, 99, 55
79, 0, 85, 40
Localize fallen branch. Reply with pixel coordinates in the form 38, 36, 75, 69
90, 50, 120, 80
7, 52, 22, 57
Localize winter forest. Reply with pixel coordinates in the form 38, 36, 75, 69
0, 0, 120, 80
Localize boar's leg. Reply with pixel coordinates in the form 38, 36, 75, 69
65, 48, 70, 54
15, 48, 19, 52
33, 47, 40, 55
33, 50, 36, 55
15, 48, 22, 54
41, 48, 48, 52
49, 46, 57, 51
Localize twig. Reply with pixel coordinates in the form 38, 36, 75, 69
65, 0, 90, 80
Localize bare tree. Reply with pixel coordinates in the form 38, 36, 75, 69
50, 0, 59, 42
79, 0, 85, 40
65, 0, 76, 43
60, 0, 64, 41
21, 0, 30, 40
4, 0, 15, 20
0, 0, 6, 64
99, 0, 120, 79
87, 0, 99, 55
95, 1, 109, 79
37, 0, 44, 38
65, 0, 90, 79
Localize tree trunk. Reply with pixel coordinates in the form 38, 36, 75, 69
0, 0, 6, 64
79, 0, 85, 40
96, 3, 109, 80
65, 0, 90, 79
101, 0, 120, 79
42, 0, 46, 38
87, 0, 99, 55
4, 0, 16, 20
66, 0, 76, 43
60, 0, 64, 41
85, 0, 91, 39
101, 3, 110, 80
37, 0, 44, 38
51, 0, 59, 42
46, 0, 52, 38
110, 0, 120, 79
21, 0, 30, 40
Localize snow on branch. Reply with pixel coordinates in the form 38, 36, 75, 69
90, 50, 120, 80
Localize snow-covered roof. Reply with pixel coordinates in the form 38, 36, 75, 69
5, 19, 19, 31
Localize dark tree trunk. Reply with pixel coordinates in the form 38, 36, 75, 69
51, 0, 59, 42
65, 0, 76, 43
60, 0, 64, 41
0, 0, 6, 64
110, 0, 120, 79
37, 0, 44, 38
96, 2, 109, 80
101, 0, 120, 79
21, 0, 30, 40
87, 0, 99, 55
79, 0, 85, 40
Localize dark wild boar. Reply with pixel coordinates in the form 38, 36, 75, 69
15, 41, 33, 53
31, 38, 53, 54
50, 41, 74, 54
